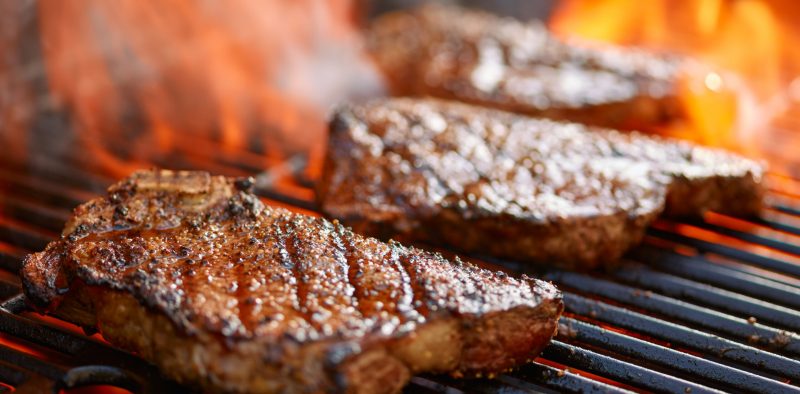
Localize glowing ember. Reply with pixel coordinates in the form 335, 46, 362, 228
551, 0, 800, 173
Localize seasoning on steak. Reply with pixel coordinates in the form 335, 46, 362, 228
368, 4, 699, 132
21, 169, 563, 394
317, 98, 764, 269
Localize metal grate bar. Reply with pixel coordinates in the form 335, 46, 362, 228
0, 156, 113, 194
0, 362, 27, 388
254, 185, 318, 211
773, 204, 800, 217
0, 303, 93, 355
0, 296, 192, 393
611, 264, 800, 331
752, 215, 800, 236
0, 223, 52, 253
0, 196, 71, 234
0, 294, 26, 314
0, 254, 21, 274
406, 377, 466, 394
648, 228, 800, 277
505, 363, 635, 394
0, 168, 94, 208
563, 293, 800, 380
541, 341, 722, 394
416, 363, 638, 394
2, 147, 800, 392
546, 271, 800, 358
560, 317, 800, 393
0, 346, 66, 381
0, 281, 20, 303
631, 246, 800, 310
0, 182, 84, 213
681, 219, 800, 256
410, 375, 533, 393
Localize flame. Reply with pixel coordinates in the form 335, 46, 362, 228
551, 0, 800, 172
13, 0, 380, 177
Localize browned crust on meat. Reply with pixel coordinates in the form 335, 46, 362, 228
21, 169, 563, 394
53, 286, 558, 394
665, 173, 763, 217
336, 210, 656, 272
317, 98, 764, 269
366, 4, 686, 132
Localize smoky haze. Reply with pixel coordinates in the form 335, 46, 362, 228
0, 0, 384, 175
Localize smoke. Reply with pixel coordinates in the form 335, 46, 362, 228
2, 0, 384, 173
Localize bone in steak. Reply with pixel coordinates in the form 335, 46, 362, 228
368, 4, 692, 132
317, 98, 764, 269
21, 169, 563, 394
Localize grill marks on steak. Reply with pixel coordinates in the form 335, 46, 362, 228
21, 170, 562, 394
318, 98, 764, 269
367, 4, 689, 131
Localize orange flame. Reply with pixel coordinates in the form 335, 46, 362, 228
551, 0, 800, 172
30, 0, 380, 177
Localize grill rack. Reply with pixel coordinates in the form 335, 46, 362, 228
0, 140, 799, 394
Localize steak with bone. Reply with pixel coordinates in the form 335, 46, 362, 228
368, 4, 697, 132
21, 169, 563, 394
317, 98, 764, 269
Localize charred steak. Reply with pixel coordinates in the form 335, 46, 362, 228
21, 170, 563, 394
368, 4, 694, 132
317, 98, 764, 269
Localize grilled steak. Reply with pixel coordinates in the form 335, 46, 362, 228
317, 98, 764, 269
21, 170, 563, 394
367, 4, 691, 132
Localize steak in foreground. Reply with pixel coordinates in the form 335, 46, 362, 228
317, 98, 764, 269
21, 170, 562, 394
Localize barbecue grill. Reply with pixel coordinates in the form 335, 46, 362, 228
1, 123, 800, 393
3, 1, 800, 393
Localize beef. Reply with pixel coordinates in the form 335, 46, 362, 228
21, 169, 563, 394
317, 98, 764, 269
367, 4, 693, 132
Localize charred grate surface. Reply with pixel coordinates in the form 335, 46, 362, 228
1, 147, 800, 394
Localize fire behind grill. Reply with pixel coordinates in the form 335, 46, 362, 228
1, 138, 800, 394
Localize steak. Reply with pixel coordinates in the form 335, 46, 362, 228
21, 170, 563, 394
367, 4, 694, 132
317, 98, 764, 269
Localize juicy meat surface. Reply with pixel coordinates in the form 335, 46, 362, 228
367, 4, 692, 132
317, 98, 764, 269
21, 170, 563, 394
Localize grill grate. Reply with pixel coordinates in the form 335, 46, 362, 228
1, 144, 800, 394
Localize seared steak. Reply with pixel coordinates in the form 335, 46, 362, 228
21, 170, 563, 394
317, 98, 764, 269
368, 4, 691, 132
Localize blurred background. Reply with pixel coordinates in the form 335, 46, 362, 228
4, 4, 800, 394
1, 0, 799, 180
